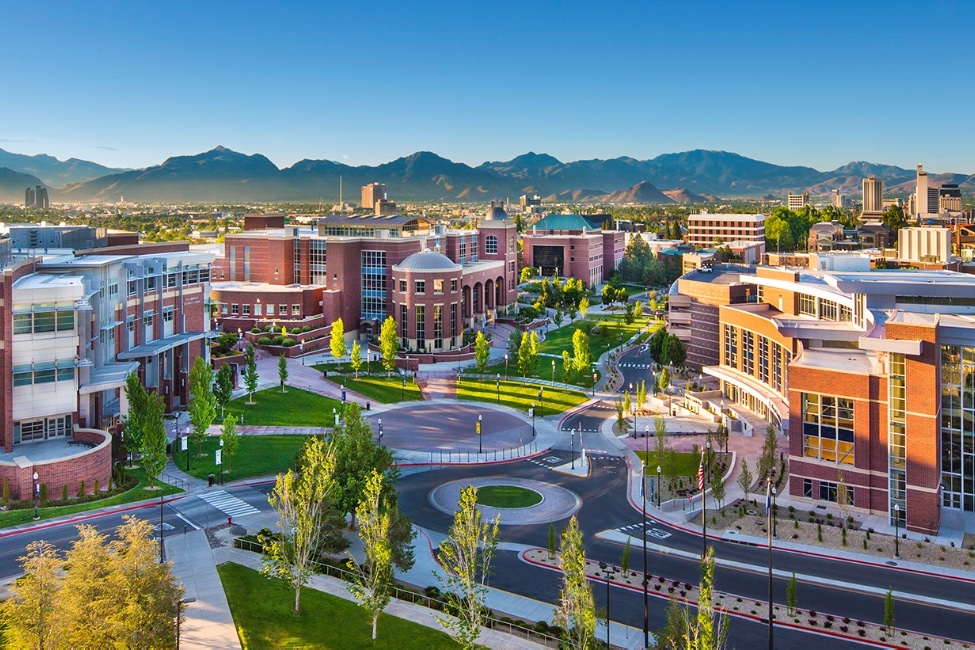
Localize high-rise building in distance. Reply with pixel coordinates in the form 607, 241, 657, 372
787, 191, 810, 211
861, 175, 884, 221
361, 183, 386, 210
24, 185, 48, 209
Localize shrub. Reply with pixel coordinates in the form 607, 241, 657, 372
281, 337, 296, 347
39, 483, 47, 503
301, 325, 312, 333
62, 484, 69, 501
94, 479, 99, 494
257, 336, 272, 345
78, 480, 86, 498
272, 336, 284, 346
2, 478, 7, 504
251, 327, 262, 334
265, 325, 274, 332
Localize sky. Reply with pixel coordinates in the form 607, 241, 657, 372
3, 0, 974, 173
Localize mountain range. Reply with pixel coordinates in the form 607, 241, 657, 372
1, 146, 973, 205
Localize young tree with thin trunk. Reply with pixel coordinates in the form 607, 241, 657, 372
139, 390, 168, 489
710, 461, 726, 509
529, 331, 541, 375
214, 363, 234, 417
572, 329, 591, 375
1, 541, 63, 649
621, 537, 631, 574
517, 330, 533, 377
562, 350, 573, 383
758, 426, 778, 481
220, 414, 239, 473
579, 296, 590, 319
654, 415, 667, 466
331, 402, 396, 529
330, 317, 347, 362
350, 340, 362, 379
379, 316, 398, 378
188, 356, 217, 455
474, 330, 490, 373
436, 486, 500, 648
554, 516, 596, 649
243, 344, 259, 404
637, 380, 647, 415
786, 572, 797, 615
737, 458, 754, 502
262, 436, 337, 613
277, 353, 289, 393
122, 372, 147, 459
680, 547, 729, 649
348, 470, 394, 641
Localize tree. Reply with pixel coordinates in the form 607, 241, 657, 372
2, 541, 62, 649
553, 309, 564, 327
836, 469, 851, 523
562, 350, 573, 384
579, 296, 590, 319
654, 415, 668, 467
658, 367, 670, 394
882, 204, 909, 238
663, 334, 686, 369
188, 356, 217, 454
680, 548, 729, 649
348, 470, 393, 641
331, 402, 396, 528
529, 331, 541, 375
262, 436, 337, 613
220, 414, 240, 473
624, 299, 635, 324
436, 486, 500, 648
277, 353, 289, 392
243, 344, 259, 404
214, 363, 234, 417
474, 331, 490, 373
572, 329, 591, 374
648, 328, 667, 363
554, 516, 596, 650
350, 340, 362, 379
710, 462, 726, 509
758, 426, 778, 481
636, 380, 647, 415
884, 588, 895, 633
634, 300, 644, 321
714, 422, 729, 455
330, 317, 347, 361
623, 390, 632, 424
139, 390, 167, 489
786, 572, 797, 615
121, 372, 148, 459
379, 316, 398, 378
519, 266, 535, 283
517, 329, 533, 377
737, 458, 754, 501
649, 297, 659, 317
621, 537, 631, 574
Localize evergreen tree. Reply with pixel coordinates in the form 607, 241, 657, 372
242, 344, 259, 404
277, 353, 289, 392
214, 363, 234, 417
188, 356, 217, 454
350, 340, 363, 379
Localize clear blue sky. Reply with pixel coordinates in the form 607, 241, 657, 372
3, 0, 973, 173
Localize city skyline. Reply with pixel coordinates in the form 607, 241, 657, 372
3, 1, 974, 173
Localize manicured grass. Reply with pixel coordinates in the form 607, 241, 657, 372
172, 435, 311, 481
311, 365, 423, 403
636, 450, 701, 476
476, 485, 542, 508
226, 387, 343, 427
465, 357, 601, 389
456, 378, 588, 415
218, 563, 456, 649
0, 467, 182, 529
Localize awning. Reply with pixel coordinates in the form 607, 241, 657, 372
116, 331, 208, 360
79, 361, 140, 394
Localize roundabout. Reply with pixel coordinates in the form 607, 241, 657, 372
429, 477, 582, 525
368, 403, 534, 453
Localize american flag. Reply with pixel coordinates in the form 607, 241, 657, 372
697, 454, 705, 491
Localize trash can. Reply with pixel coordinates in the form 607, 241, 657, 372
166, 442, 172, 455
323, 369, 328, 378
341, 389, 346, 402
208, 474, 215, 487
366, 402, 370, 411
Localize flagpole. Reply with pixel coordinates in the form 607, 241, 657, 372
701, 443, 710, 559
767, 476, 774, 649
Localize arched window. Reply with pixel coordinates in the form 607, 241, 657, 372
485, 235, 498, 254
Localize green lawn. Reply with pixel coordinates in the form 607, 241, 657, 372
226, 387, 343, 427
311, 365, 422, 403
218, 563, 456, 649
635, 450, 701, 476
464, 356, 601, 389
456, 379, 588, 415
476, 486, 542, 508
0, 467, 182, 529
172, 435, 311, 481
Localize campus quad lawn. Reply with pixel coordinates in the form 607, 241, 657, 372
311, 364, 422, 403
456, 378, 588, 414
0, 467, 182, 529
476, 485, 542, 508
635, 450, 701, 476
218, 563, 455, 649
466, 356, 601, 389
225, 387, 343, 427
172, 435, 311, 481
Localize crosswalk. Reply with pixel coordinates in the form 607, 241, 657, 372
560, 426, 599, 432
198, 490, 260, 519
619, 363, 653, 370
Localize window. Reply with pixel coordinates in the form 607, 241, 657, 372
126, 317, 135, 332
485, 235, 498, 254
242, 304, 251, 316
361, 251, 387, 321
799, 293, 816, 317
400, 280, 407, 292
415, 305, 425, 348
109, 279, 119, 298
758, 337, 770, 384
451, 303, 457, 338
292, 304, 301, 315
433, 305, 443, 349
450, 279, 457, 293
415, 280, 425, 294
803, 478, 813, 499
742, 330, 754, 376
819, 481, 838, 503
279, 305, 287, 316
433, 279, 443, 294
400, 304, 408, 339
163, 308, 175, 322
821, 300, 838, 321
231, 304, 239, 315
143, 312, 154, 328
802, 393, 855, 464
459, 241, 466, 264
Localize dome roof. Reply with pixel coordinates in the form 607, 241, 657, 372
484, 205, 510, 221
395, 248, 461, 271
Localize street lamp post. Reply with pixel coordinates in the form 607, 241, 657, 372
332, 407, 338, 430
538, 389, 543, 417
570, 425, 575, 470
504, 353, 508, 381
894, 503, 900, 558
592, 370, 597, 396
530, 404, 535, 438
643, 423, 650, 648
657, 465, 662, 508
378, 418, 383, 447
402, 377, 406, 401
772, 487, 777, 538
702, 441, 711, 559
599, 562, 612, 649
551, 359, 555, 387
767, 476, 774, 650
32, 471, 39, 520
496, 374, 501, 404
477, 414, 483, 454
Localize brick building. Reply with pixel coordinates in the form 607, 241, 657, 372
520, 213, 625, 288
696, 265, 975, 533
211, 207, 518, 350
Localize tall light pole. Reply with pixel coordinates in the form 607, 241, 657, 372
332, 407, 338, 429
643, 424, 650, 649
504, 353, 509, 381
702, 441, 711, 559
570, 425, 575, 470
599, 562, 613, 649
894, 503, 900, 558
378, 418, 383, 447
496, 374, 501, 404
656, 465, 662, 508
551, 359, 555, 387
592, 369, 597, 396
402, 377, 406, 401
538, 388, 543, 417
530, 404, 535, 438
32, 471, 39, 520
767, 476, 774, 650
477, 414, 483, 454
